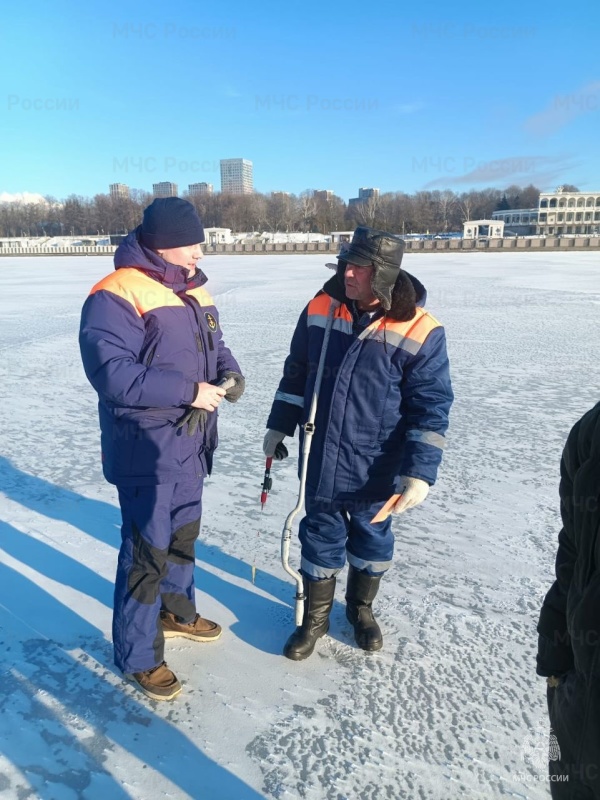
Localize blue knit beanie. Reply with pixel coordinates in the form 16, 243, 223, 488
139, 198, 205, 249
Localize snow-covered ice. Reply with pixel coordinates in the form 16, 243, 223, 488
0, 252, 599, 799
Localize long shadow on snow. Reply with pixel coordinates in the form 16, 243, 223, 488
0, 456, 347, 652
0, 562, 266, 800
0, 520, 113, 611
195, 541, 347, 654
193, 562, 288, 655
0, 455, 121, 548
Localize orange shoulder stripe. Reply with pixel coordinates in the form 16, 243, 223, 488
382, 308, 442, 344
186, 285, 215, 306
89, 269, 185, 316
307, 294, 352, 321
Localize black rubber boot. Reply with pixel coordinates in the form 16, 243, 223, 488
345, 565, 383, 651
283, 575, 336, 661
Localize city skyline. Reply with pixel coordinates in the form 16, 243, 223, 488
1, 179, 596, 208
1, 0, 599, 202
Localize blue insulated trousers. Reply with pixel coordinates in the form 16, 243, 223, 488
299, 494, 394, 580
113, 479, 203, 674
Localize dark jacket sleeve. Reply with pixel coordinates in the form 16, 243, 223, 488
536, 422, 580, 677
266, 305, 309, 436
79, 290, 195, 408
398, 326, 453, 484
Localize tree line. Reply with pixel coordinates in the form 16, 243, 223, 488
0, 184, 543, 238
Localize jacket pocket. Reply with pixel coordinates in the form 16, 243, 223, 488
345, 431, 378, 494
110, 412, 182, 480
345, 430, 400, 497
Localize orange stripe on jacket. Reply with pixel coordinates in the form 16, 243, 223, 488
376, 308, 441, 345
186, 285, 215, 307
308, 295, 441, 345
89, 269, 216, 316
307, 294, 353, 321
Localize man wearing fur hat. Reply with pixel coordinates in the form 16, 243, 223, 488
80, 197, 245, 699
264, 227, 453, 660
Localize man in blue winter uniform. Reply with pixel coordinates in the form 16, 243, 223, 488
80, 198, 244, 699
264, 227, 453, 660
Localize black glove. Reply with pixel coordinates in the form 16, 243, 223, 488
218, 371, 245, 403
273, 441, 288, 460
175, 408, 207, 436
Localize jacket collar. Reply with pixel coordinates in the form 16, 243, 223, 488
113, 229, 208, 293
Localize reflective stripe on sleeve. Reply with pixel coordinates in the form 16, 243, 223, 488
274, 390, 304, 408
406, 429, 446, 449
307, 314, 354, 335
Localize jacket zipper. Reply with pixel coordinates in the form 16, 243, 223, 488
145, 344, 157, 366
180, 293, 208, 380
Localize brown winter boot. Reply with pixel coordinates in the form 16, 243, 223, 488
125, 662, 182, 701
345, 565, 383, 651
283, 575, 336, 661
160, 611, 222, 642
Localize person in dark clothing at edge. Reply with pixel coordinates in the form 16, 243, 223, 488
537, 402, 600, 797
264, 227, 453, 660
79, 198, 245, 701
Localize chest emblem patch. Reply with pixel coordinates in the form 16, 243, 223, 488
205, 312, 217, 332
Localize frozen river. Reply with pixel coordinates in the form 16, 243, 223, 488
0, 252, 599, 799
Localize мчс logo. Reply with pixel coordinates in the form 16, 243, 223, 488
521, 720, 561, 771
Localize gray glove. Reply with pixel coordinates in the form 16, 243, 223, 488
218, 371, 245, 403
392, 476, 430, 514
175, 408, 207, 436
263, 429, 288, 460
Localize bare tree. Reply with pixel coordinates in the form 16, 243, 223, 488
413, 191, 437, 232
298, 191, 317, 232
313, 193, 346, 233
355, 194, 380, 227
435, 190, 456, 232
458, 192, 474, 222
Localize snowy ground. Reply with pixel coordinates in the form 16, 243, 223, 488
0, 252, 599, 800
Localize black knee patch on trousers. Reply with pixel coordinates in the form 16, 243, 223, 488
128, 522, 169, 604
168, 518, 200, 565
160, 591, 195, 621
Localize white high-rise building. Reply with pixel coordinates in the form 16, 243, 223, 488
153, 182, 178, 198
358, 187, 379, 200
188, 182, 214, 196
314, 190, 334, 201
349, 187, 379, 207
109, 183, 130, 199
220, 159, 253, 194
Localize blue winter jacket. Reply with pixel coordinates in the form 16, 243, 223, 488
266, 273, 453, 502
79, 231, 241, 486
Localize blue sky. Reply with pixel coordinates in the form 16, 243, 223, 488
1, 0, 598, 201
